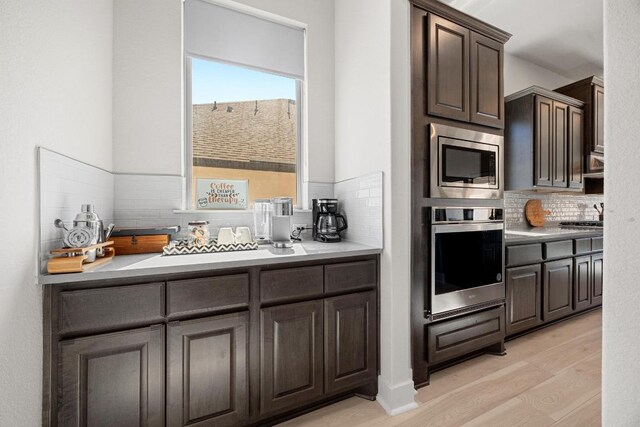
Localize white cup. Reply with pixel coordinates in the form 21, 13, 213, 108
217, 227, 236, 245
235, 227, 252, 244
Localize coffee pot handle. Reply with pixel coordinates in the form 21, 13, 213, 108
336, 214, 348, 232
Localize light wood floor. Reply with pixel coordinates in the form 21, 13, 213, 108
280, 309, 602, 427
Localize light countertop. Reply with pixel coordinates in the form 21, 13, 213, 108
39, 241, 382, 285
505, 224, 603, 245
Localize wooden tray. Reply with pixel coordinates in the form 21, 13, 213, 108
47, 242, 115, 274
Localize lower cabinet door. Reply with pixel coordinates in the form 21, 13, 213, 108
167, 312, 248, 427
260, 300, 324, 415
591, 252, 604, 306
543, 258, 574, 322
324, 291, 377, 393
506, 264, 542, 335
58, 325, 165, 427
574, 255, 592, 312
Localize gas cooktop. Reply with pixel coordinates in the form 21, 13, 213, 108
559, 221, 603, 228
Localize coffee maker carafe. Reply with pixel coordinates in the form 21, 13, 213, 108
312, 199, 348, 243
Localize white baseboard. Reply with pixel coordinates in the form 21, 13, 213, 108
376, 375, 419, 416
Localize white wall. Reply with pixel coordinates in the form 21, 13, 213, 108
602, 1, 640, 425
504, 53, 572, 95
112, 0, 335, 184
335, 0, 417, 415
0, 0, 114, 424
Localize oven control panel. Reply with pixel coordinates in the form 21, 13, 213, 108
433, 207, 504, 223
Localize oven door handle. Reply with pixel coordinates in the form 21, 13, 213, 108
432, 222, 504, 234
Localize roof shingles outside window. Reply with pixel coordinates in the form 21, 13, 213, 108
193, 98, 296, 173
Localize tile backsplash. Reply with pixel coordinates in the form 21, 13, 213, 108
38, 149, 384, 275
334, 171, 383, 248
38, 148, 114, 272
505, 191, 604, 227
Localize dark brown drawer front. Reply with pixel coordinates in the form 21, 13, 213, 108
167, 274, 249, 318
574, 238, 592, 255
544, 240, 573, 260
427, 306, 505, 365
261, 266, 324, 304
592, 236, 603, 251
506, 244, 543, 266
59, 283, 165, 335
324, 260, 377, 293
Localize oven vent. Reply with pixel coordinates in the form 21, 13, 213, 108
430, 299, 505, 322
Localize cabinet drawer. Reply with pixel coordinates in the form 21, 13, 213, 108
59, 283, 165, 335
544, 240, 573, 260
261, 266, 323, 303
506, 244, 542, 266
324, 260, 377, 293
574, 238, 592, 255
167, 274, 249, 318
427, 306, 505, 365
592, 236, 603, 251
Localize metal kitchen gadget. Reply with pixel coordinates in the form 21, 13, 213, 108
270, 197, 294, 248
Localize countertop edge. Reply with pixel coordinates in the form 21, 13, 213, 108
505, 229, 603, 245
38, 246, 383, 286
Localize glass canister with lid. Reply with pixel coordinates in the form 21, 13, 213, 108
188, 220, 210, 246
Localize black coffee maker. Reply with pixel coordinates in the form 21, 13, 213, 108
312, 199, 348, 243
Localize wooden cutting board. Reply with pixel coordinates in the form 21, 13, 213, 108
525, 199, 551, 227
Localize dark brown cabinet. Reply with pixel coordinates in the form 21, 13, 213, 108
470, 32, 504, 128
427, 13, 470, 122
591, 252, 604, 306
324, 291, 377, 393
573, 253, 604, 312
58, 325, 165, 427
574, 255, 592, 312
260, 300, 324, 415
506, 264, 542, 335
555, 76, 605, 155
593, 85, 605, 153
568, 106, 584, 189
425, 12, 505, 128
167, 313, 248, 427
543, 258, 574, 322
45, 253, 379, 425
505, 87, 584, 191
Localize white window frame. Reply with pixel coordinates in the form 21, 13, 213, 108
183, 2, 306, 210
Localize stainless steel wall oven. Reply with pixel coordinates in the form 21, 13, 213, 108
430, 123, 504, 199
430, 207, 505, 315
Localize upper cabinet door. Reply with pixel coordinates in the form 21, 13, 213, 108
568, 106, 584, 189
535, 95, 553, 187
552, 101, 569, 188
470, 32, 504, 128
427, 14, 470, 122
593, 85, 605, 153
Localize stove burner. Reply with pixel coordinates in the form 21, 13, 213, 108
560, 221, 603, 228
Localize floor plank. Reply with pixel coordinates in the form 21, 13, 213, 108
277, 309, 602, 427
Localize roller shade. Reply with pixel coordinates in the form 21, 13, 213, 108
184, 0, 305, 79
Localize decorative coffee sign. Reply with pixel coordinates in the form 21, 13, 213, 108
196, 179, 248, 210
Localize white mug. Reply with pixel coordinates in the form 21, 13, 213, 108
235, 227, 252, 244
217, 227, 236, 245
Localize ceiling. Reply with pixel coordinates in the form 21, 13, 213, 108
439, 0, 603, 80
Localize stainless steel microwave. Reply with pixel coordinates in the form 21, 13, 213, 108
430, 124, 504, 199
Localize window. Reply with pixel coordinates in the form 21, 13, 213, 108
184, 0, 305, 210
